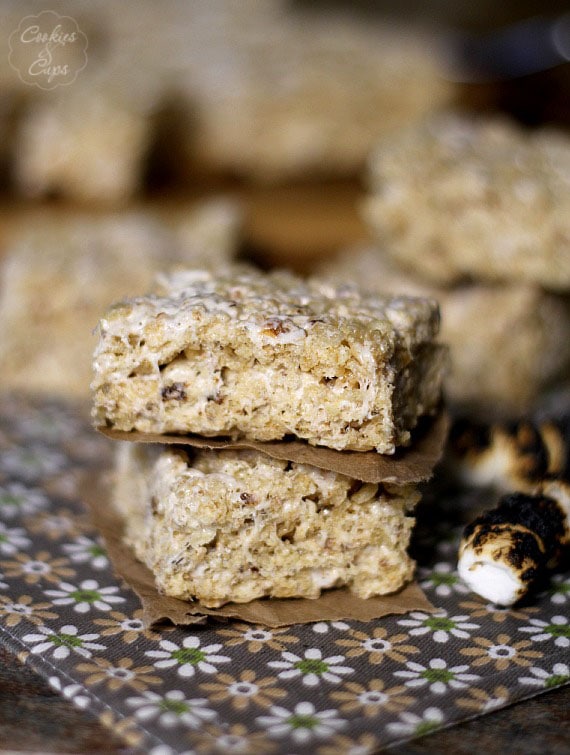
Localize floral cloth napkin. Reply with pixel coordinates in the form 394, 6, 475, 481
0, 394, 568, 754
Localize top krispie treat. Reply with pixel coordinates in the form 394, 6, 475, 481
363, 112, 570, 290
92, 267, 446, 453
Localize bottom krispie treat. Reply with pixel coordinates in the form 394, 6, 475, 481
113, 444, 419, 607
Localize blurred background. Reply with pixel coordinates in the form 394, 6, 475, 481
0, 0, 569, 417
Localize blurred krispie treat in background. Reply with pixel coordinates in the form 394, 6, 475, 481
3, 0, 451, 200
169, 1, 451, 182
3, 0, 165, 203
14, 87, 155, 204
362, 112, 570, 290
317, 245, 570, 418
350, 110, 570, 417
0, 199, 241, 397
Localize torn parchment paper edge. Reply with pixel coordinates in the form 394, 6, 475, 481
97, 411, 449, 485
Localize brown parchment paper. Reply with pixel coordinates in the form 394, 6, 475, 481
81, 471, 435, 628
97, 411, 449, 484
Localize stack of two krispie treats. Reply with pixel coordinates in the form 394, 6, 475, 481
92, 267, 447, 608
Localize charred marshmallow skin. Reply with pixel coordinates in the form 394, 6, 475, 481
448, 419, 561, 493
453, 418, 570, 605
458, 484, 570, 605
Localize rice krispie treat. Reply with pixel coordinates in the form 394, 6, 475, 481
114, 443, 419, 607
92, 268, 447, 453
0, 200, 241, 397
317, 246, 570, 416
362, 112, 570, 290
14, 87, 154, 204
6, 0, 162, 203
175, 4, 451, 182
6, 1, 450, 199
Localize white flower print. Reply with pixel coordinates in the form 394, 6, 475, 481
216, 623, 299, 654
394, 658, 480, 694
45, 580, 125, 613
518, 663, 570, 689
455, 684, 510, 714
0, 482, 49, 520
397, 610, 479, 643
48, 676, 91, 709
0, 570, 7, 590
419, 562, 470, 598
546, 574, 570, 605
207, 733, 252, 754
312, 621, 350, 634
148, 747, 195, 755
0, 445, 66, 482
256, 702, 347, 744
63, 536, 109, 570
268, 648, 354, 687
3, 551, 74, 584
481, 689, 509, 712
127, 690, 217, 729
387, 707, 445, 737
519, 615, 570, 648
23, 624, 106, 659
242, 627, 274, 644
146, 636, 230, 678
0, 522, 31, 555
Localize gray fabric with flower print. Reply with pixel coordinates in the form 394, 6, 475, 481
0, 394, 568, 754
